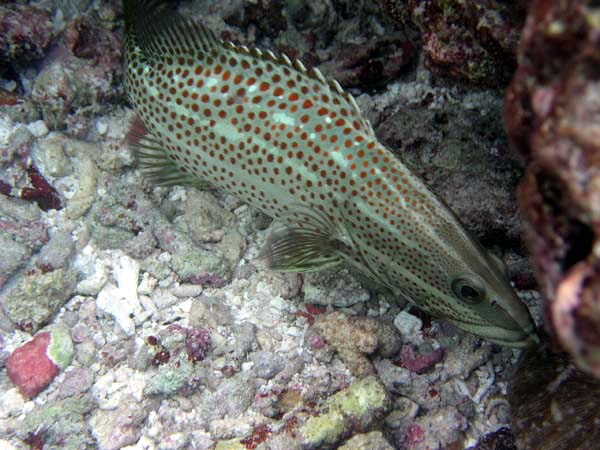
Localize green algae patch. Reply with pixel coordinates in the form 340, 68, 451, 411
144, 354, 193, 396
46, 325, 74, 369
299, 376, 391, 449
301, 408, 347, 448
18, 394, 96, 450
214, 439, 246, 450
2, 267, 77, 331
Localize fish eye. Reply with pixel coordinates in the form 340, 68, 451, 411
451, 276, 486, 304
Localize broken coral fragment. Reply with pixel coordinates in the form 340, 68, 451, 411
314, 311, 401, 377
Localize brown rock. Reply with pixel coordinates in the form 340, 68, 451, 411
504, 0, 600, 377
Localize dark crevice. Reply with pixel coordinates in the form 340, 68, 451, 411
560, 220, 594, 270
536, 171, 594, 271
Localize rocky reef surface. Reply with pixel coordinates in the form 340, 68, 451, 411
376, 0, 528, 85
0, 0, 564, 449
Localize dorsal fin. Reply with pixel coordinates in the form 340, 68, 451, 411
229, 44, 374, 137
124, 0, 374, 137
124, 0, 220, 61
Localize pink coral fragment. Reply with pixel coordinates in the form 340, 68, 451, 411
6, 332, 60, 398
405, 423, 425, 447
397, 345, 445, 374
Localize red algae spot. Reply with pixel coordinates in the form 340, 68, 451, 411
405, 423, 426, 447
151, 348, 171, 366
0, 88, 23, 106
0, 180, 12, 196
305, 304, 326, 315
18, 165, 62, 211
24, 432, 45, 450
294, 310, 315, 326
240, 424, 272, 449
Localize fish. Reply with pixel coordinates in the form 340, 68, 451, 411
122, 0, 539, 348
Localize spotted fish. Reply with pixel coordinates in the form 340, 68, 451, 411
123, 0, 539, 347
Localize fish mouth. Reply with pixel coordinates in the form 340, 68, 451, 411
485, 330, 541, 349
448, 319, 541, 349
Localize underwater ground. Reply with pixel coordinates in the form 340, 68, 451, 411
1, 1, 598, 449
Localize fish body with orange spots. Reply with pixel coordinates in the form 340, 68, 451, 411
123, 0, 539, 347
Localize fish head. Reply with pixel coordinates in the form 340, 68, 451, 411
448, 264, 539, 348
416, 237, 540, 348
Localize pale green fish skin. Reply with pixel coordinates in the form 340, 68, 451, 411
123, 0, 539, 348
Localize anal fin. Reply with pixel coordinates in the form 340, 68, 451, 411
126, 115, 213, 190
258, 207, 348, 272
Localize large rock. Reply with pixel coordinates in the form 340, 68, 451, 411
504, 0, 600, 377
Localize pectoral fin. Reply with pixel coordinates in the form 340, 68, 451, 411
126, 116, 213, 189
258, 207, 348, 272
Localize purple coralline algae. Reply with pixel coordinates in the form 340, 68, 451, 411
184, 326, 212, 362
0, 4, 53, 62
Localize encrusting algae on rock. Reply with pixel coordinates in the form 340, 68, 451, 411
123, 0, 538, 348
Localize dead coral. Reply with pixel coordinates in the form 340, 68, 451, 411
313, 311, 401, 377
